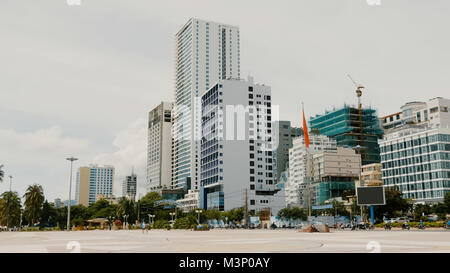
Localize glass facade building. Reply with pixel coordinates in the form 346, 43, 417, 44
76, 165, 114, 206
379, 126, 450, 203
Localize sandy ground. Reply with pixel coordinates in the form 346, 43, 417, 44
0, 229, 449, 253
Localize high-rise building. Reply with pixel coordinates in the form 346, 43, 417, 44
199, 78, 278, 213
309, 105, 383, 165
172, 18, 240, 193
122, 172, 137, 200
379, 125, 450, 204
147, 101, 173, 192
380, 97, 450, 131
273, 120, 302, 182
287, 134, 337, 207
75, 165, 114, 206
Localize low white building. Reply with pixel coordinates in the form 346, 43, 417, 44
380, 97, 450, 131
177, 190, 200, 212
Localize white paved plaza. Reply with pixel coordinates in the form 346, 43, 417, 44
0, 229, 449, 253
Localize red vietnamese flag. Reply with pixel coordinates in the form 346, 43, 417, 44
302, 106, 310, 148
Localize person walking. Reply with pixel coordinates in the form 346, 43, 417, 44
141, 221, 146, 234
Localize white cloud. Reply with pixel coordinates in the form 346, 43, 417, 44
0, 126, 96, 201
0, 126, 89, 155
92, 118, 148, 198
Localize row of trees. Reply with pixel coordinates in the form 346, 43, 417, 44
0, 184, 46, 227
290, 188, 450, 223
0, 179, 248, 229
0, 162, 448, 229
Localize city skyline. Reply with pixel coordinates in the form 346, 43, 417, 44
2, 1, 450, 202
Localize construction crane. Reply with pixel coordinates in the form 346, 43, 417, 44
347, 74, 365, 161
347, 74, 365, 108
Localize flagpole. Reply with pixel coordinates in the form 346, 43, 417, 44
302, 102, 312, 217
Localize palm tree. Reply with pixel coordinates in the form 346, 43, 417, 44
23, 184, 45, 226
0, 191, 22, 227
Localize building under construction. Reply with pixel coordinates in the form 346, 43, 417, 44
309, 105, 383, 165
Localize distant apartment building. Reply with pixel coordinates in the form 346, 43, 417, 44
379, 125, 450, 204
96, 194, 119, 205
356, 163, 383, 187
76, 165, 114, 206
380, 97, 450, 131
273, 120, 302, 182
147, 102, 173, 193
54, 198, 62, 208
199, 78, 279, 214
311, 147, 360, 205
172, 18, 241, 194
122, 172, 137, 200
287, 134, 337, 208
177, 190, 200, 212
309, 105, 383, 165
62, 200, 76, 207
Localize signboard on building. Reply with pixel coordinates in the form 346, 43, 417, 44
357, 186, 386, 205
312, 204, 333, 210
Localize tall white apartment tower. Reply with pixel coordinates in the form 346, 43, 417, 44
172, 18, 240, 192
147, 102, 173, 192
200, 78, 277, 213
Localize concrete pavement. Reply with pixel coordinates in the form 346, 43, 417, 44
0, 229, 449, 253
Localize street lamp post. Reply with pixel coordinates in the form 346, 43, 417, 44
6, 175, 12, 231
169, 212, 176, 225
148, 214, 155, 228
123, 215, 128, 230
66, 157, 78, 231
195, 209, 202, 225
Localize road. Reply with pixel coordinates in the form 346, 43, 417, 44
0, 229, 449, 253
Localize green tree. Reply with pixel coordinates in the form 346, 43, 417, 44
412, 203, 432, 221
173, 215, 197, 229
138, 192, 163, 221
40, 200, 57, 228
222, 207, 244, 223
444, 192, 450, 212
153, 219, 170, 229
88, 200, 117, 219
373, 188, 412, 221
0, 191, 22, 227
23, 184, 45, 226
86, 199, 111, 217
55, 207, 68, 229
432, 203, 448, 220
278, 207, 307, 221
68, 204, 89, 227
141, 192, 163, 203
203, 209, 222, 220
117, 197, 137, 223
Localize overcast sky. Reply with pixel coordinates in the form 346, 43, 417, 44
1, 0, 449, 202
